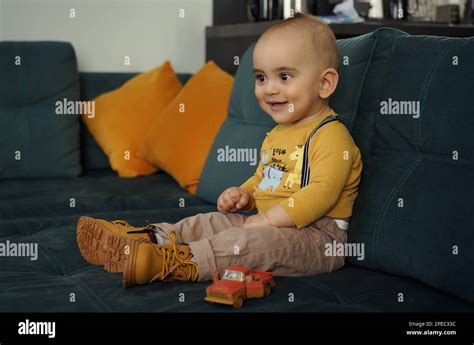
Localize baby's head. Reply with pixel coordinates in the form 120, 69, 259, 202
252, 13, 339, 125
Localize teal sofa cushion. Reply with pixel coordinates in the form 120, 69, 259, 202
196, 43, 275, 204
0, 41, 81, 178
347, 34, 474, 303
332, 28, 408, 156
197, 28, 406, 205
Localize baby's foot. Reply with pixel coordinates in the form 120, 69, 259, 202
76, 217, 155, 273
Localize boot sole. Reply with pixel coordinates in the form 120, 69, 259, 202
76, 216, 145, 273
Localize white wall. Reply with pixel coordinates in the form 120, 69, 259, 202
0, 0, 212, 73
0, 0, 3, 40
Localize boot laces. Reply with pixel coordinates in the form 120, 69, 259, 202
112, 220, 132, 227
112, 220, 156, 234
149, 230, 198, 283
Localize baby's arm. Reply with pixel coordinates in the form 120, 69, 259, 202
267, 127, 357, 229
263, 204, 296, 227
242, 203, 295, 228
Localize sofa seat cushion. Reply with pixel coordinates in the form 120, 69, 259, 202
0, 170, 218, 312
293, 265, 474, 313
0, 169, 215, 222
1, 252, 472, 312
1, 171, 471, 312
1, 173, 471, 311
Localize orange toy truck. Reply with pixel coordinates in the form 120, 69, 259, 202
204, 266, 275, 309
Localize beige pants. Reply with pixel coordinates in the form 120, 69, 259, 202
151, 212, 348, 282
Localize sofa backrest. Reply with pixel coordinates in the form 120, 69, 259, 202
0, 41, 82, 178
347, 32, 474, 303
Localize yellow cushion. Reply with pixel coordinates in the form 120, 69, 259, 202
140, 61, 234, 194
82, 60, 182, 177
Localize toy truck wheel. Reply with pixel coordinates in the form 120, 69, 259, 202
233, 296, 244, 309
264, 283, 271, 296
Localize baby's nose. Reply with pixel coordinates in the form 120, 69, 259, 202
264, 81, 280, 95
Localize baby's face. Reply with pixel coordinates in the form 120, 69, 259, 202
253, 31, 324, 125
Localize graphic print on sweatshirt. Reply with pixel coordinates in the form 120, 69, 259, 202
257, 143, 305, 193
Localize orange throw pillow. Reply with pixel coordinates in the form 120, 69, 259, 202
82, 60, 182, 177
140, 61, 233, 194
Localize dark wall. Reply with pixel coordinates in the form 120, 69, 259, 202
213, 0, 250, 25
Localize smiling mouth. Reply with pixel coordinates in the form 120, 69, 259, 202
267, 101, 288, 110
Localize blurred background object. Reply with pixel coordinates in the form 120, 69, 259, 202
312, 0, 344, 15
354, 1, 373, 19
462, 0, 473, 23
214, 0, 473, 24
246, 0, 282, 21
435, 3, 461, 23
383, 0, 409, 20
246, 0, 346, 21
379, 0, 472, 23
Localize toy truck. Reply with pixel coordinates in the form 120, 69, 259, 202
204, 266, 275, 309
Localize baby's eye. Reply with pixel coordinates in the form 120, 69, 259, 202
281, 73, 292, 81
255, 74, 265, 82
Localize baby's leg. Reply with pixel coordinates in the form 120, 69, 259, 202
188, 216, 348, 282
150, 211, 247, 244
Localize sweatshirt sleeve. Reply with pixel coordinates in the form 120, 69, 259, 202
238, 133, 270, 212
238, 158, 263, 211
279, 124, 356, 229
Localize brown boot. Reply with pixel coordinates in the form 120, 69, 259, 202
76, 216, 160, 273
122, 230, 199, 287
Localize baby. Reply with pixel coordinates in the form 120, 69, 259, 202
76, 13, 362, 287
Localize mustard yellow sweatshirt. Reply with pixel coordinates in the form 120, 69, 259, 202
239, 108, 362, 229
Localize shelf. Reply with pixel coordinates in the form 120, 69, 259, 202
206, 19, 474, 75
206, 19, 474, 39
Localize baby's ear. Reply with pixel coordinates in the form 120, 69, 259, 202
319, 68, 339, 100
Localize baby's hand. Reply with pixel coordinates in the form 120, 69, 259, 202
217, 187, 250, 213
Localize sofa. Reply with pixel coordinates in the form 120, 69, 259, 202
0, 27, 473, 313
